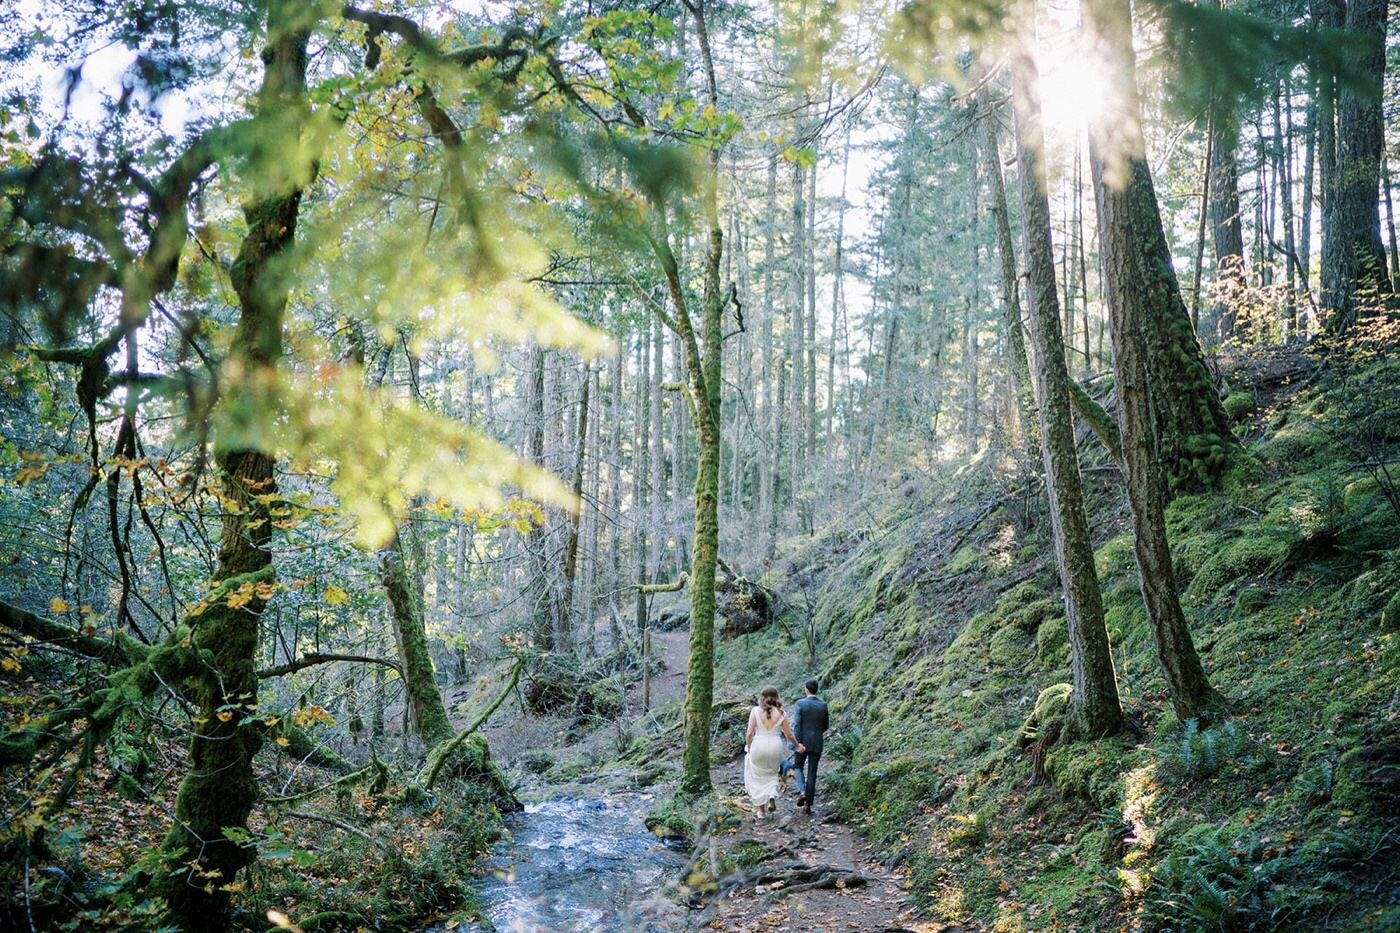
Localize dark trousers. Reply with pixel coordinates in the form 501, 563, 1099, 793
794, 746, 821, 805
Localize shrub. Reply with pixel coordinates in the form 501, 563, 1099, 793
1156, 719, 1253, 784
827, 724, 863, 766
1142, 824, 1306, 931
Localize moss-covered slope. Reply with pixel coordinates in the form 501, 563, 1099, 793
726, 351, 1400, 930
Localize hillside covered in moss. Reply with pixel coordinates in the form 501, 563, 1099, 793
699, 343, 1400, 930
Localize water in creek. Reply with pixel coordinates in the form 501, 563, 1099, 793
471, 794, 688, 932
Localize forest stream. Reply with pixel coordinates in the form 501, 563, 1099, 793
467, 793, 686, 932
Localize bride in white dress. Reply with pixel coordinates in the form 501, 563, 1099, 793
744, 686, 804, 817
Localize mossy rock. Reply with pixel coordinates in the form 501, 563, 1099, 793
988, 625, 1032, 666
585, 678, 625, 718
1341, 560, 1400, 626
1223, 391, 1255, 423
1043, 738, 1132, 808
1018, 683, 1072, 748
996, 580, 1044, 617
1233, 586, 1269, 616
1185, 532, 1293, 605
644, 798, 693, 840
1095, 535, 1136, 581
1383, 590, 1400, 632
517, 749, 554, 776
1253, 419, 1342, 468
1013, 597, 1058, 634
1174, 530, 1229, 580
1104, 599, 1148, 649
1034, 616, 1069, 667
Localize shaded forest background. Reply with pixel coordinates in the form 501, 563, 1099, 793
1, 0, 1398, 929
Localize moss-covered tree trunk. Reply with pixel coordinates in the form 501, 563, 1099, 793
1079, 4, 1235, 494
675, 0, 725, 800
1011, 35, 1124, 738
155, 4, 314, 925
379, 527, 454, 749
978, 87, 1036, 454
1085, 0, 1224, 723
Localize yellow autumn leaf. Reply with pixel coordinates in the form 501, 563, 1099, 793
49, 598, 70, 614
324, 585, 349, 607
216, 710, 234, 723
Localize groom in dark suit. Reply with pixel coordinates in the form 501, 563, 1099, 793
792, 679, 829, 814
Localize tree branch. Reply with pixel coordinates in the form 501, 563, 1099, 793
258, 652, 402, 680
634, 572, 689, 594
0, 599, 126, 663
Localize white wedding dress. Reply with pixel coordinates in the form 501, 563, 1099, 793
744, 706, 784, 809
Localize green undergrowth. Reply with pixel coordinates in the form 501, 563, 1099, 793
720, 353, 1400, 931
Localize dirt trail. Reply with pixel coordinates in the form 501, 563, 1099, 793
700, 761, 962, 933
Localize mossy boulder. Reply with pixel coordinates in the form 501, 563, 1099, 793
1012, 597, 1058, 634
1043, 738, 1132, 808
1383, 590, 1400, 632
420, 734, 521, 813
1034, 616, 1069, 667
1018, 683, 1072, 749
517, 749, 554, 775
1332, 727, 1400, 816
1095, 535, 1136, 580
1233, 586, 1269, 616
1185, 532, 1293, 605
989, 625, 1032, 666
644, 798, 693, 840
584, 678, 625, 718
1223, 391, 1255, 423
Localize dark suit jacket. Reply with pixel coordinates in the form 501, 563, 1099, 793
793, 695, 829, 752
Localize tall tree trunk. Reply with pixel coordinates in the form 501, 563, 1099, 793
790, 161, 806, 489
379, 527, 454, 748
608, 352, 624, 614
978, 90, 1036, 453
1383, 152, 1400, 284
1207, 99, 1246, 337
1084, 0, 1224, 722
156, 3, 312, 924
524, 345, 554, 649
828, 129, 850, 450
668, 0, 725, 800
560, 362, 592, 649
762, 154, 778, 559
1011, 33, 1124, 738
1301, 89, 1317, 312
806, 148, 819, 459
635, 333, 651, 637
1275, 78, 1298, 333
1321, 0, 1392, 330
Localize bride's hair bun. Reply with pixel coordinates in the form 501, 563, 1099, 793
760, 685, 782, 712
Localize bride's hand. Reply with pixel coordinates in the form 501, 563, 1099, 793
796, 743, 806, 753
